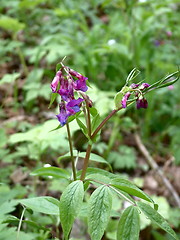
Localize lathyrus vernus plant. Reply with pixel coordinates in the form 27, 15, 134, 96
32, 58, 179, 240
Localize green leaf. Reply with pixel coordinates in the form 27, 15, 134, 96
138, 202, 178, 240
145, 71, 179, 93
58, 152, 112, 170
0, 73, 20, 85
126, 68, 140, 84
0, 16, 25, 33
56, 63, 61, 72
60, 180, 84, 240
111, 178, 158, 210
57, 150, 78, 162
91, 114, 102, 133
88, 185, 112, 240
77, 167, 117, 180
117, 206, 140, 240
30, 167, 70, 179
48, 92, 58, 109
109, 186, 136, 205
79, 152, 112, 170
19, 197, 60, 215
89, 107, 98, 116
76, 118, 87, 136
114, 92, 123, 109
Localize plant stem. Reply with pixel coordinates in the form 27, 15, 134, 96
66, 122, 76, 180
91, 109, 118, 140
80, 100, 92, 181
80, 144, 92, 181
13, 34, 29, 76
16, 206, 26, 240
86, 101, 91, 137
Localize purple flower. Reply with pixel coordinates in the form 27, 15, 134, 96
51, 71, 62, 92
130, 83, 139, 89
66, 98, 84, 113
69, 68, 88, 92
121, 92, 131, 108
58, 78, 74, 101
74, 76, 88, 92
136, 97, 148, 109
140, 83, 150, 90
56, 98, 84, 126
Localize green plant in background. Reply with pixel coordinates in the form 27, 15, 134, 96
15, 60, 178, 240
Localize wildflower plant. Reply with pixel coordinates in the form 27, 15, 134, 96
32, 59, 179, 240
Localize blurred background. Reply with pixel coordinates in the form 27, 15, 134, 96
0, 0, 180, 239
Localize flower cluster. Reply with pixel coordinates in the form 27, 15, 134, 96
51, 67, 88, 126
121, 83, 150, 109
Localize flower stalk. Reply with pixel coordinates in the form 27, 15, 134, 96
80, 144, 92, 181
66, 122, 76, 180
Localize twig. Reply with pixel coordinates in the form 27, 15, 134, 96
66, 122, 76, 180
134, 133, 180, 207
16, 205, 26, 240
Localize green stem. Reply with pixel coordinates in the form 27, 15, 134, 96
16, 206, 26, 240
86, 101, 91, 137
91, 109, 118, 140
66, 122, 76, 180
80, 100, 92, 181
80, 144, 92, 181
13, 34, 29, 76
80, 108, 119, 181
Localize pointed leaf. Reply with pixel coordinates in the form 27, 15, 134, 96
76, 118, 87, 135
91, 114, 102, 133
56, 63, 61, 72
60, 180, 84, 240
88, 185, 112, 240
48, 92, 58, 109
117, 206, 140, 240
79, 152, 112, 170
57, 150, 78, 162
126, 68, 140, 84
19, 197, 59, 215
109, 186, 136, 205
77, 167, 117, 180
58, 152, 112, 170
89, 107, 98, 117
111, 178, 158, 210
114, 92, 123, 109
30, 167, 70, 179
137, 202, 178, 240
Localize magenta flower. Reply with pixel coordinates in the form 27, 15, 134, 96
69, 68, 88, 92
130, 83, 140, 89
121, 82, 150, 109
51, 71, 62, 93
139, 83, 150, 90
58, 78, 74, 101
74, 76, 88, 92
56, 98, 83, 126
51, 66, 89, 126
136, 97, 148, 109
121, 92, 131, 108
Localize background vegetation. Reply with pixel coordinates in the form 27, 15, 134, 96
0, 0, 179, 239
